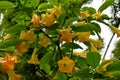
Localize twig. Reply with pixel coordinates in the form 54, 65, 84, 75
103, 32, 115, 59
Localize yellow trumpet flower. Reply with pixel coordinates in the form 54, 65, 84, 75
59, 26, 74, 43
79, 10, 89, 19
109, 25, 120, 37
7, 70, 22, 80
27, 48, 40, 64
31, 14, 41, 28
75, 32, 91, 42
92, 11, 102, 19
57, 56, 75, 73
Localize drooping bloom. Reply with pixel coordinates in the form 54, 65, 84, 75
7, 70, 22, 80
0, 53, 15, 73
19, 30, 36, 42
109, 25, 120, 37
59, 26, 74, 43
92, 11, 102, 19
31, 14, 41, 28
90, 39, 103, 48
79, 10, 89, 19
15, 30, 35, 53
27, 48, 40, 64
47, 5, 62, 19
41, 12, 56, 27
15, 42, 29, 53
75, 32, 91, 42
39, 35, 50, 48
100, 60, 113, 72
57, 56, 75, 73
90, 42, 99, 53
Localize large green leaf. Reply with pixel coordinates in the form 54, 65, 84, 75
98, 0, 114, 12
107, 60, 120, 71
40, 63, 50, 74
111, 71, 120, 77
65, 18, 78, 26
58, 72, 67, 80
86, 52, 101, 69
6, 24, 26, 35
40, 52, 52, 64
62, 42, 83, 49
73, 68, 90, 78
72, 23, 101, 34
0, 1, 15, 9
0, 39, 26, 48
82, 7, 96, 14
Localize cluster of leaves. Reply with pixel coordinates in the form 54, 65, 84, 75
0, 0, 120, 80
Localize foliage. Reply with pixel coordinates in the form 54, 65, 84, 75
0, 0, 120, 80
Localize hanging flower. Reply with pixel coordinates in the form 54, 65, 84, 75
0, 53, 15, 73
109, 25, 120, 37
90, 42, 99, 53
100, 60, 113, 72
15, 42, 29, 53
59, 26, 74, 43
39, 35, 50, 48
75, 32, 91, 42
57, 56, 75, 73
79, 10, 89, 19
31, 14, 41, 28
19, 30, 36, 42
41, 12, 56, 27
27, 48, 40, 64
15, 30, 35, 53
90, 39, 103, 48
7, 70, 22, 80
47, 5, 62, 19
92, 11, 102, 19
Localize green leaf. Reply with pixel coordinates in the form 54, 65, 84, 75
40, 52, 52, 64
38, 3, 52, 11
72, 23, 101, 34
58, 72, 67, 80
65, 18, 78, 26
87, 52, 101, 69
0, 1, 15, 9
62, 42, 83, 49
107, 60, 120, 71
98, 0, 114, 12
69, 77, 79, 80
82, 7, 96, 14
36, 71, 42, 77
0, 39, 26, 48
40, 63, 50, 74
6, 24, 26, 35
73, 68, 90, 78
49, 0, 58, 3
111, 71, 120, 77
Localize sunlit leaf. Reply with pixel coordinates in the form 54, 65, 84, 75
0, 39, 26, 48
40, 63, 50, 74
87, 52, 101, 69
98, 0, 114, 12
82, 7, 96, 14
65, 18, 78, 26
62, 42, 83, 49
73, 68, 90, 78
107, 60, 120, 71
0, 1, 15, 9
6, 24, 26, 35
58, 72, 67, 80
